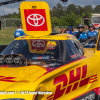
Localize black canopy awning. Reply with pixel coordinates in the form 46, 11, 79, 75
61, 0, 68, 2
0, 0, 25, 6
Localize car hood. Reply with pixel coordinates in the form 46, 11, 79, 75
0, 65, 48, 91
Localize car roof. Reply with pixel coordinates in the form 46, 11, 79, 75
15, 33, 78, 41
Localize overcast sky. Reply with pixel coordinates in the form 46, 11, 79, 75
0, 0, 100, 16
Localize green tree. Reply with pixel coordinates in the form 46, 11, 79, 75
51, 17, 60, 26
84, 5, 93, 13
58, 12, 77, 26
51, 6, 58, 17
56, 3, 65, 18
67, 4, 77, 14
94, 5, 100, 13
76, 5, 84, 16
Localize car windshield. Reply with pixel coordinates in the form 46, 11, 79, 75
1, 39, 60, 61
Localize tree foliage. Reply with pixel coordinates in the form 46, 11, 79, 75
94, 5, 100, 13
50, 3, 99, 27
1, 3, 100, 27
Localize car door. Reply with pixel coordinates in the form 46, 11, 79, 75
48, 40, 99, 100
66, 40, 99, 100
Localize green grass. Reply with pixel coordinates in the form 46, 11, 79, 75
0, 28, 17, 45
0, 27, 77, 45
55, 28, 60, 33
0, 27, 61, 45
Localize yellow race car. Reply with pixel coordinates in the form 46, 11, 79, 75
0, 32, 100, 100
0, 1, 100, 100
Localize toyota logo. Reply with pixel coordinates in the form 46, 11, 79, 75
27, 14, 45, 27
32, 40, 45, 47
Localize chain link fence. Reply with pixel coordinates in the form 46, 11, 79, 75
1, 18, 95, 29
1, 18, 79, 29
1, 18, 21, 29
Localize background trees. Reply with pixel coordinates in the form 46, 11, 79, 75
50, 3, 99, 27
1, 3, 100, 27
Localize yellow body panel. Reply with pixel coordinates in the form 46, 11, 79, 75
1, 32, 100, 100
15, 33, 78, 41
1, 1, 100, 100
0, 52, 99, 100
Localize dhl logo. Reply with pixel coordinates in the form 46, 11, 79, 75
47, 65, 97, 100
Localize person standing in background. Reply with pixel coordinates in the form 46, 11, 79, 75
62, 28, 65, 33
83, 14, 89, 32
65, 26, 74, 35
14, 23, 26, 39
75, 24, 87, 42
60, 28, 63, 33
60, 28, 65, 33
86, 24, 98, 39
74, 26, 80, 35
52, 25, 56, 33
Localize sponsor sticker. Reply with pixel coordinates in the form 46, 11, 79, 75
24, 9, 48, 31
20, 36, 27, 39
47, 41, 57, 48
32, 56, 50, 59
48, 65, 98, 100
20, 1, 51, 36
71, 54, 79, 58
30, 39, 48, 50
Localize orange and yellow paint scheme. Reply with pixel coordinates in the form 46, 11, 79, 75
0, 1, 100, 100
0, 32, 99, 100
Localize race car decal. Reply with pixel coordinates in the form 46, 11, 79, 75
47, 65, 97, 100
20, 36, 27, 39
27, 39, 48, 53
71, 54, 79, 58
34, 55, 86, 82
24, 9, 48, 31
47, 41, 57, 49
0, 76, 29, 83
89, 74, 97, 83
30, 39, 47, 50
0, 65, 11, 67
32, 56, 50, 59
20, 1, 51, 36
47, 41, 57, 47
66, 36, 71, 38
66, 36, 77, 40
